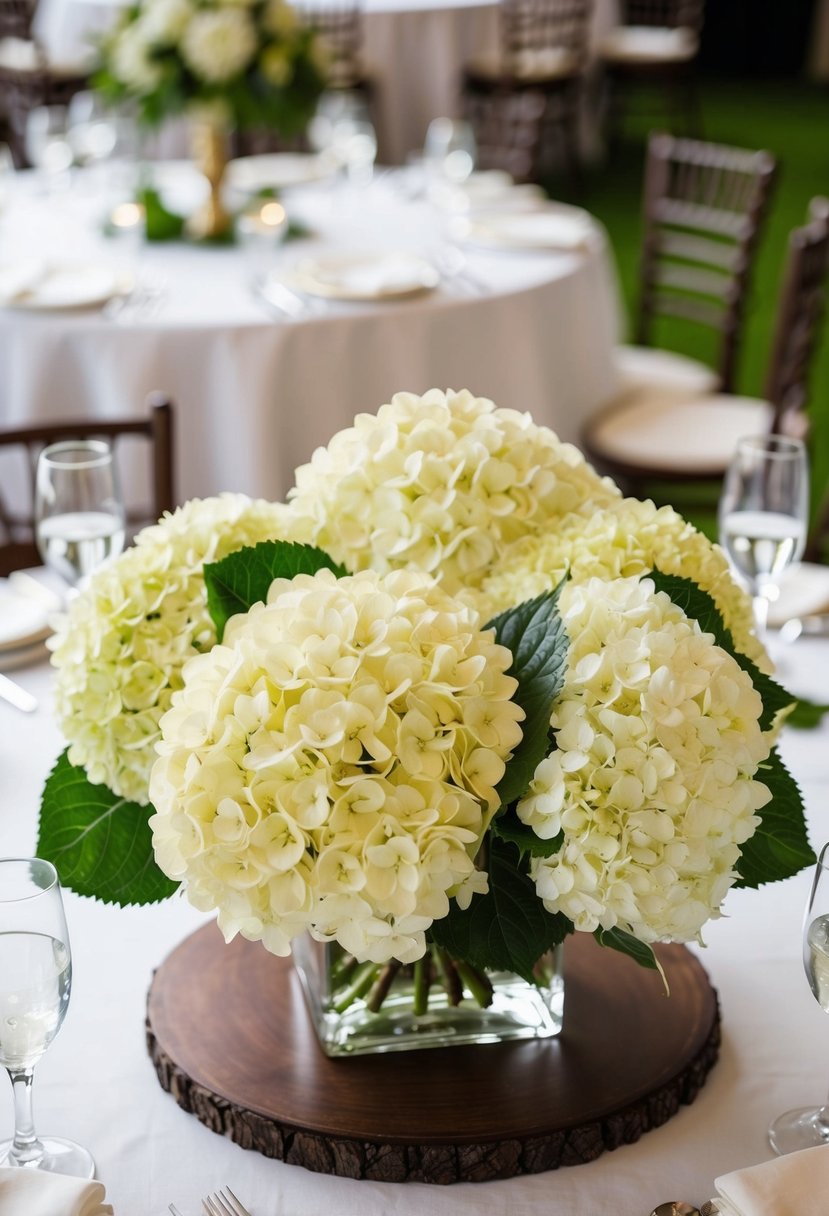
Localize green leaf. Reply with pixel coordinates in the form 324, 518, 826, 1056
204, 540, 347, 640
137, 186, 185, 242
492, 810, 563, 859
429, 839, 572, 983
786, 697, 829, 729
594, 926, 660, 972
486, 587, 569, 808
735, 748, 815, 888
37, 751, 177, 906
647, 571, 794, 732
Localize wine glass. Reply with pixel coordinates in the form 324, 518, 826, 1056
423, 117, 477, 187
769, 842, 829, 1154
0, 858, 95, 1178
309, 91, 377, 188
24, 106, 72, 190
718, 435, 809, 641
67, 91, 117, 170
34, 440, 126, 589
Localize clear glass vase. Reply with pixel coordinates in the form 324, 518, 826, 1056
291, 937, 565, 1057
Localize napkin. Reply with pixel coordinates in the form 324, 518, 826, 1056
462, 209, 594, 251
714, 1143, 829, 1215
0, 1167, 113, 1216
767, 562, 829, 628
0, 260, 50, 305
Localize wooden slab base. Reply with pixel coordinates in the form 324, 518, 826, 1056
146, 924, 720, 1184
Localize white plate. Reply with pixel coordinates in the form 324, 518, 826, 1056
0, 585, 51, 650
286, 252, 440, 301
0, 638, 49, 672
457, 205, 595, 252
0, 263, 122, 311
227, 153, 334, 194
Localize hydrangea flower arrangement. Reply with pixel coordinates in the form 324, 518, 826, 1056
38, 389, 813, 1000
93, 0, 327, 132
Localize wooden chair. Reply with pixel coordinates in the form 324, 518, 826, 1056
461, 0, 593, 186
0, 0, 89, 166
301, 0, 371, 93
0, 395, 175, 576
598, 0, 706, 149
582, 198, 829, 494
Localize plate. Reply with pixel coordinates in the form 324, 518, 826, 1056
286, 252, 440, 301
227, 153, 334, 195
0, 638, 50, 672
457, 205, 595, 252
0, 263, 123, 311
0, 584, 51, 650
768, 562, 829, 629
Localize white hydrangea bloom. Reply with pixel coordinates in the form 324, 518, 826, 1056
518, 576, 772, 945
181, 8, 257, 82
478, 497, 766, 668
149, 568, 524, 963
111, 22, 164, 91
286, 388, 620, 597
50, 494, 294, 804
141, 0, 192, 45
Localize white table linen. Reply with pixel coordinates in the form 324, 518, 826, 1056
2, 634, 829, 1215
0, 167, 621, 506
0, 1167, 113, 1216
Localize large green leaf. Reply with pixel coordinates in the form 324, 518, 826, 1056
735, 748, 815, 888
486, 587, 569, 809
430, 838, 572, 983
786, 697, 829, 729
594, 926, 659, 972
647, 571, 794, 732
37, 751, 177, 905
492, 810, 563, 860
205, 540, 347, 640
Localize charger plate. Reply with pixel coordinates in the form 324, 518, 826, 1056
146, 924, 719, 1184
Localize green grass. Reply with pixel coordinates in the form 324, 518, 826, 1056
551, 77, 829, 537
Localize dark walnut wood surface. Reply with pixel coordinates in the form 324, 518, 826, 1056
146, 924, 720, 1184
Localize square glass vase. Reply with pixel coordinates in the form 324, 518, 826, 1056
291, 937, 565, 1057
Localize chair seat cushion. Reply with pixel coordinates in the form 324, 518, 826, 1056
586, 392, 773, 475
599, 25, 699, 65
466, 46, 581, 83
614, 344, 721, 398
0, 36, 89, 75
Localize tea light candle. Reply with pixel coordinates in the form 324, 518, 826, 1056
237, 200, 288, 242
110, 201, 145, 234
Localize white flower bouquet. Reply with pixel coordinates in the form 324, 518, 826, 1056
38, 389, 813, 1013
93, 0, 327, 132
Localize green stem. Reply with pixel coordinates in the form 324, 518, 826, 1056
329, 952, 358, 985
365, 961, 401, 1013
413, 956, 431, 1016
455, 960, 494, 1008
332, 961, 379, 1013
435, 946, 463, 1006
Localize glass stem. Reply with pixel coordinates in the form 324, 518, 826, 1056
752, 592, 770, 645
6, 1068, 44, 1166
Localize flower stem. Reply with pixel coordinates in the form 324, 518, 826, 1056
435, 946, 463, 1006
366, 961, 401, 1013
332, 960, 378, 1013
455, 960, 494, 1008
413, 956, 431, 1016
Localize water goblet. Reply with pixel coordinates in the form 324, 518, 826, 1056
24, 106, 72, 190
0, 858, 95, 1178
423, 117, 477, 187
34, 439, 126, 589
769, 842, 829, 1154
67, 91, 117, 170
718, 435, 809, 641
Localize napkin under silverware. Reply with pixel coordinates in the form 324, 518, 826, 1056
714, 1143, 829, 1215
0, 1166, 113, 1216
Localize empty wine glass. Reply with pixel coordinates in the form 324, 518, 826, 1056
67, 91, 117, 169
309, 91, 377, 188
35, 440, 126, 588
718, 435, 809, 641
423, 117, 477, 187
24, 106, 72, 189
769, 842, 829, 1154
0, 858, 95, 1178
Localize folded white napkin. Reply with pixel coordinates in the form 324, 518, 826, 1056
715, 1143, 829, 1215
0, 1167, 113, 1215
767, 562, 829, 628
464, 208, 594, 251
0, 260, 50, 304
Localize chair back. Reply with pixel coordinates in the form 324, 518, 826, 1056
298, 0, 364, 90
500, 0, 593, 69
764, 198, 829, 436
620, 0, 704, 30
0, 395, 175, 576
0, 0, 34, 41
636, 131, 777, 392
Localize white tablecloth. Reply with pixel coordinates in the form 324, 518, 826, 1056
2, 636, 829, 1215
31, 0, 619, 164
0, 166, 621, 507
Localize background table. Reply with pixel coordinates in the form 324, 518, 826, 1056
2, 630, 829, 1214
0, 165, 621, 507
31, 0, 620, 164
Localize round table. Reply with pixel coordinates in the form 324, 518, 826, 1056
0, 163, 622, 506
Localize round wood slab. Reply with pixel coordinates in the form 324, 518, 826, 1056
146, 924, 720, 1184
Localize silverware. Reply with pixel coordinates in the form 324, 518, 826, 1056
169, 1205, 187, 1216
0, 671, 38, 713
202, 1186, 251, 1216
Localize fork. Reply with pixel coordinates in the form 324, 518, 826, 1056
202, 1186, 252, 1216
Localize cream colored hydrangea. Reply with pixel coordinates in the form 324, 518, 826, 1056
50, 494, 294, 804
478, 497, 765, 667
286, 388, 620, 597
149, 568, 524, 964
181, 7, 257, 82
517, 576, 771, 944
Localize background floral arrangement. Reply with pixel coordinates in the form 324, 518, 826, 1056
38, 388, 813, 991
93, 0, 327, 131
